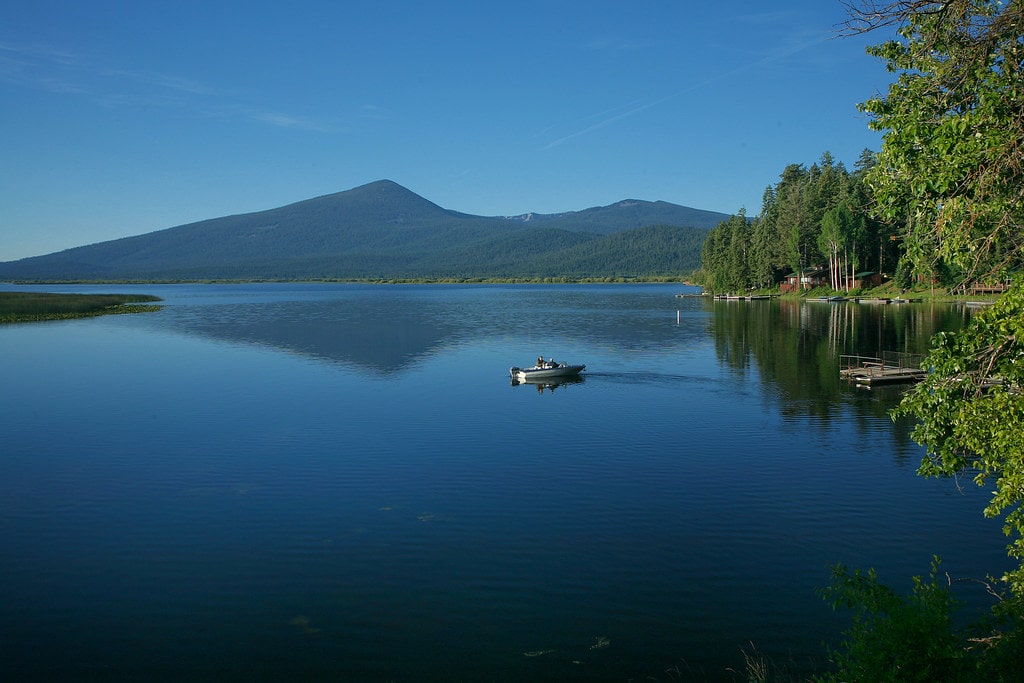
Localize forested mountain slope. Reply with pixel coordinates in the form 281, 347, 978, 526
0, 180, 724, 281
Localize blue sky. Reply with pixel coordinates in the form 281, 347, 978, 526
1, 1, 895, 261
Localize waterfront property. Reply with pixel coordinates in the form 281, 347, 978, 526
839, 352, 927, 385
780, 267, 829, 293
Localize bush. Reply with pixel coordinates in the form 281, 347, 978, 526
894, 257, 914, 290
817, 558, 1024, 682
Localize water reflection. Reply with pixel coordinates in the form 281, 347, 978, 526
165, 295, 460, 373
1, 283, 1007, 681
159, 284, 702, 373
705, 297, 973, 459
510, 375, 586, 394
708, 298, 969, 399
159, 285, 973, 419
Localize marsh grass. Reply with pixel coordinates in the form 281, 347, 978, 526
0, 292, 163, 323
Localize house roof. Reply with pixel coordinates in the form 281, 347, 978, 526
784, 268, 828, 278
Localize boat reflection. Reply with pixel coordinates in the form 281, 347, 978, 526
510, 374, 586, 394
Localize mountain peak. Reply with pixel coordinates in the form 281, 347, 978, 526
0, 180, 729, 280
328, 179, 445, 210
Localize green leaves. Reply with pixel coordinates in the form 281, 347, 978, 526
700, 152, 888, 294
819, 558, 963, 682
861, 0, 1024, 284
867, 9, 1024, 587
894, 280, 1024, 590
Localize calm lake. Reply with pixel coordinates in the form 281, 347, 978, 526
0, 283, 1012, 681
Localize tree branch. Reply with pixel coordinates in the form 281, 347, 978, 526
837, 1, 957, 36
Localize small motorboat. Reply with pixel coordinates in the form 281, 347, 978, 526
510, 359, 586, 382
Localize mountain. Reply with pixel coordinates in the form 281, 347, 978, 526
0, 180, 728, 281
504, 199, 728, 236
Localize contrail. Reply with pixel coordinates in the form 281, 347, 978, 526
543, 31, 830, 150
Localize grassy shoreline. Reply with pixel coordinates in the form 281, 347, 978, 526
0, 292, 163, 324
2, 277, 1004, 304
1, 276, 689, 285
743, 279, 1007, 304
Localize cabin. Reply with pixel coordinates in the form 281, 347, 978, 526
845, 271, 885, 290
780, 268, 828, 293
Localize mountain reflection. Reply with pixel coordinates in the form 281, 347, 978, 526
162, 286, 974, 444
163, 284, 703, 373
168, 297, 459, 373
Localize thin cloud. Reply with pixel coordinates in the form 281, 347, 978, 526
358, 104, 392, 121
0, 40, 80, 67
543, 98, 663, 149
0, 40, 88, 92
104, 67, 222, 97
542, 26, 831, 150
245, 109, 335, 132
0, 38, 330, 132
734, 10, 799, 26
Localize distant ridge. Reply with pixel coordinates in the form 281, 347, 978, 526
0, 180, 728, 281
503, 199, 727, 236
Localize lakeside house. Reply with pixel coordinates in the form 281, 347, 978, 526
847, 271, 885, 289
780, 268, 828, 293
780, 269, 886, 293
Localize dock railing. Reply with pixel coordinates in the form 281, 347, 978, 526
839, 351, 924, 374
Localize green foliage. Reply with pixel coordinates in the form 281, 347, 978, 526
701, 212, 753, 293
818, 203, 856, 290
893, 280, 1024, 591
819, 557, 1024, 682
893, 256, 914, 290
859, 0, 1024, 286
816, 5, 1024, 678
818, 558, 961, 682
700, 152, 883, 293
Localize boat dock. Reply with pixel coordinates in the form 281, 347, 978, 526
839, 352, 926, 386
712, 294, 773, 301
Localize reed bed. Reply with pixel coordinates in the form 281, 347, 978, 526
0, 292, 163, 323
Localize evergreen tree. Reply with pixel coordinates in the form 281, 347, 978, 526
749, 186, 787, 288
699, 153, 880, 292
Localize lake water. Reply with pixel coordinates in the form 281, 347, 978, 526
0, 283, 1012, 681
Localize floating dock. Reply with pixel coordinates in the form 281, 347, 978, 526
839, 353, 926, 386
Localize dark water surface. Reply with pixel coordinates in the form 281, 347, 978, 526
0, 283, 1011, 681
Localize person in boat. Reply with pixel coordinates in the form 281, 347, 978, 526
548, 357, 556, 367
537, 356, 545, 368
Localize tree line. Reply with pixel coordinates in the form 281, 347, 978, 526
697, 94, 1022, 296
696, 150, 909, 295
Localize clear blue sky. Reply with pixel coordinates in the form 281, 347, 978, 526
1, 1, 895, 261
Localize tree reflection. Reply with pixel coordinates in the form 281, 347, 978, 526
707, 298, 971, 429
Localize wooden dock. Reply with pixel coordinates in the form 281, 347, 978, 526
712, 294, 773, 301
839, 353, 926, 386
